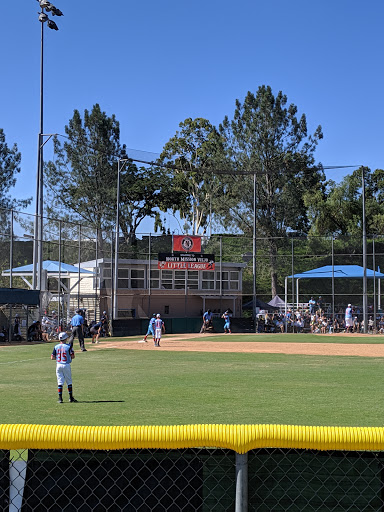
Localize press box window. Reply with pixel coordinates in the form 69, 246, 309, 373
174, 270, 186, 289
187, 271, 198, 289
101, 266, 111, 288
202, 271, 215, 290
161, 270, 173, 289
150, 270, 160, 289
131, 269, 144, 289
118, 268, 129, 288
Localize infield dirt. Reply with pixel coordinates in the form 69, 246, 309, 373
95, 332, 384, 358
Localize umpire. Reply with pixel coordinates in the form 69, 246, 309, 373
68, 309, 86, 352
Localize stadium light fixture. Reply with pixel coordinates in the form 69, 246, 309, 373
47, 19, 59, 30
50, 6, 63, 16
38, 0, 52, 9
33, 0, 63, 296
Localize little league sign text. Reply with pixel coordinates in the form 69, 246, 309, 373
158, 253, 215, 270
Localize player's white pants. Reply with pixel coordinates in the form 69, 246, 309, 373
56, 363, 72, 386
155, 328, 162, 340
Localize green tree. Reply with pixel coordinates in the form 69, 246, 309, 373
306, 167, 384, 237
159, 118, 227, 235
0, 128, 31, 210
218, 86, 325, 296
44, 104, 174, 249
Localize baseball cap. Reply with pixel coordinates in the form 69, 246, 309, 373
59, 332, 68, 341
348, 304, 351, 307
156, 313, 161, 318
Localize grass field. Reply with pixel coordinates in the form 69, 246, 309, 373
1, 333, 384, 428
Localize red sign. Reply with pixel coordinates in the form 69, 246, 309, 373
158, 253, 215, 271
173, 235, 201, 253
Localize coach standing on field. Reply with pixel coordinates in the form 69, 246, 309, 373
68, 309, 86, 352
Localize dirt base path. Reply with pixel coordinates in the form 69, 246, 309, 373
94, 333, 384, 358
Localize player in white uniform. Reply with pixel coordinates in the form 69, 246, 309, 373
51, 332, 77, 403
154, 314, 165, 347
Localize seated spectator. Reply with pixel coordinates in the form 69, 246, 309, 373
353, 316, 360, 333
333, 316, 340, 333
320, 316, 328, 334
27, 321, 43, 341
310, 315, 316, 333
13, 314, 22, 341
378, 317, 384, 334
275, 315, 284, 333
368, 316, 374, 333
264, 312, 274, 333
294, 315, 304, 333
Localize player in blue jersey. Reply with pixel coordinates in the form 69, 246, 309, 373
140, 314, 156, 343
154, 314, 165, 347
51, 332, 77, 403
222, 310, 232, 334
200, 309, 213, 333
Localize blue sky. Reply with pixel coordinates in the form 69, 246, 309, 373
1, 0, 384, 233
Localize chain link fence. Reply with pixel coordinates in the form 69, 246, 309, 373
1, 207, 384, 334
3, 447, 384, 511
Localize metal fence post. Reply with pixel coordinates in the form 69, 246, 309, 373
235, 451, 248, 512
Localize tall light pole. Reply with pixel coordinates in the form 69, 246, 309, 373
362, 167, 368, 333
252, 172, 257, 325
33, 0, 63, 293
113, 158, 131, 320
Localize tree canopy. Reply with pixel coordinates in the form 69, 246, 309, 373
306, 166, 384, 237
159, 118, 227, 235
44, 104, 175, 248
217, 86, 325, 295
0, 128, 31, 211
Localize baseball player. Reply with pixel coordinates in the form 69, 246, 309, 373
140, 314, 156, 343
200, 309, 213, 333
90, 318, 106, 344
51, 332, 77, 403
153, 314, 165, 347
101, 311, 110, 336
222, 310, 232, 334
345, 303, 353, 333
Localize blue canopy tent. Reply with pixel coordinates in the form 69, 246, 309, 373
284, 264, 384, 317
2, 260, 94, 283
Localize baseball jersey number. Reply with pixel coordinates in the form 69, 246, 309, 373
57, 349, 67, 362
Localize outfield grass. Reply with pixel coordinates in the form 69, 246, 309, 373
1, 335, 384, 428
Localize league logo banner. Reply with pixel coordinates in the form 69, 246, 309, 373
158, 253, 215, 270
173, 235, 201, 253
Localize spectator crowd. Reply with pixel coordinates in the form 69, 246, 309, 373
256, 297, 383, 334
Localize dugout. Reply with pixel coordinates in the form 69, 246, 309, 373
0, 288, 40, 342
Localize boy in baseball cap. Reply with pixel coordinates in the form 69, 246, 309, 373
51, 332, 78, 403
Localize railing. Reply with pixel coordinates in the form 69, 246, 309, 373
2, 424, 384, 511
